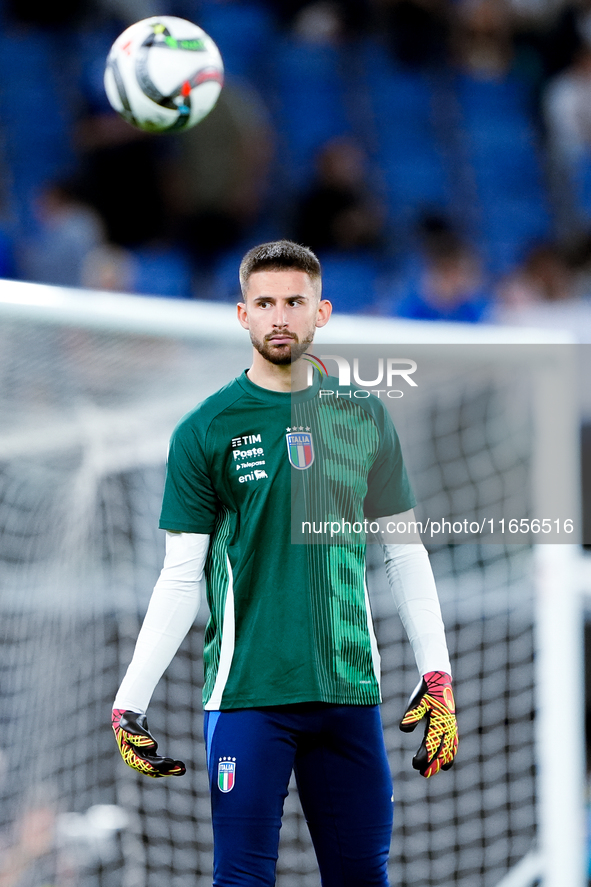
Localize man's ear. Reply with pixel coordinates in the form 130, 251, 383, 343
237, 301, 249, 330
315, 299, 332, 329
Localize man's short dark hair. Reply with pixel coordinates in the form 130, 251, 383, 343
239, 240, 322, 296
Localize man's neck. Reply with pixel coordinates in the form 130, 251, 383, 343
246, 351, 309, 392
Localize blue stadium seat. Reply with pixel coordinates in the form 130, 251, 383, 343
269, 37, 352, 189
316, 252, 381, 314
209, 246, 245, 302
361, 41, 436, 120
358, 41, 451, 225
476, 195, 551, 274
572, 153, 591, 223
0, 30, 77, 222
0, 29, 53, 79
192, 0, 276, 84
453, 71, 551, 273
131, 246, 193, 299
456, 73, 531, 125
74, 24, 122, 114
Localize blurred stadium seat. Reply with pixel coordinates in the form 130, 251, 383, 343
359, 42, 451, 229
194, 0, 276, 84
314, 250, 382, 312
131, 245, 193, 299
0, 30, 76, 219
453, 71, 551, 273
269, 36, 353, 191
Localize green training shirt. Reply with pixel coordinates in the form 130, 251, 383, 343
159, 370, 415, 710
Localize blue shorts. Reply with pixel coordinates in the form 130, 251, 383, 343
204, 703, 393, 887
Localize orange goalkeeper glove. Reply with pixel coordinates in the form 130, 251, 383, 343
112, 709, 186, 778
400, 671, 458, 778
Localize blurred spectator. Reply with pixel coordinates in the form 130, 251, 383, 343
495, 241, 576, 309
544, 43, 591, 163
492, 237, 591, 348
162, 80, 274, 270
569, 229, 591, 294
540, 0, 591, 79
451, 0, 517, 79
379, 0, 451, 69
544, 42, 591, 234
266, 0, 371, 37
75, 114, 169, 248
491, 244, 591, 425
19, 182, 106, 288
382, 217, 491, 322
293, 136, 384, 254
81, 243, 137, 292
291, 2, 345, 42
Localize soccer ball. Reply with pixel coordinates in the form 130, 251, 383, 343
104, 16, 224, 134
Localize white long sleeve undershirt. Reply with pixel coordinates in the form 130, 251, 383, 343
113, 525, 451, 715
382, 541, 451, 676
113, 531, 209, 714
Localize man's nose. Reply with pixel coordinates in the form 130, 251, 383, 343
272, 306, 288, 326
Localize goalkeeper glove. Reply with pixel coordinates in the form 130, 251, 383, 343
112, 709, 186, 778
400, 670, 458, 778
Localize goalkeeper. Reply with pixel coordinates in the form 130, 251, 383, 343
112, 239, 458, 886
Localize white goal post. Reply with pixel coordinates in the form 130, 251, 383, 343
0, 277, 587, 887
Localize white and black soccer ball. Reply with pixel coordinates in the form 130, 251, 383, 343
104, 16, 224, 134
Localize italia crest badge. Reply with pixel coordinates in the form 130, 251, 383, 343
286, 430, 314, 470
218, 757, 236, 792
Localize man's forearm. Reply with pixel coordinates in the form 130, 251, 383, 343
382, 541, 451, 676
114, 532, 209, 713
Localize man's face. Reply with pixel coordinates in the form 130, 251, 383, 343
237, 270, 330, 365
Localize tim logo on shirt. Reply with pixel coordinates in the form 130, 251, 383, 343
286, 430, 314, 469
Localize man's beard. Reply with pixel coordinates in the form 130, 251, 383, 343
250, 330, 314, 366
